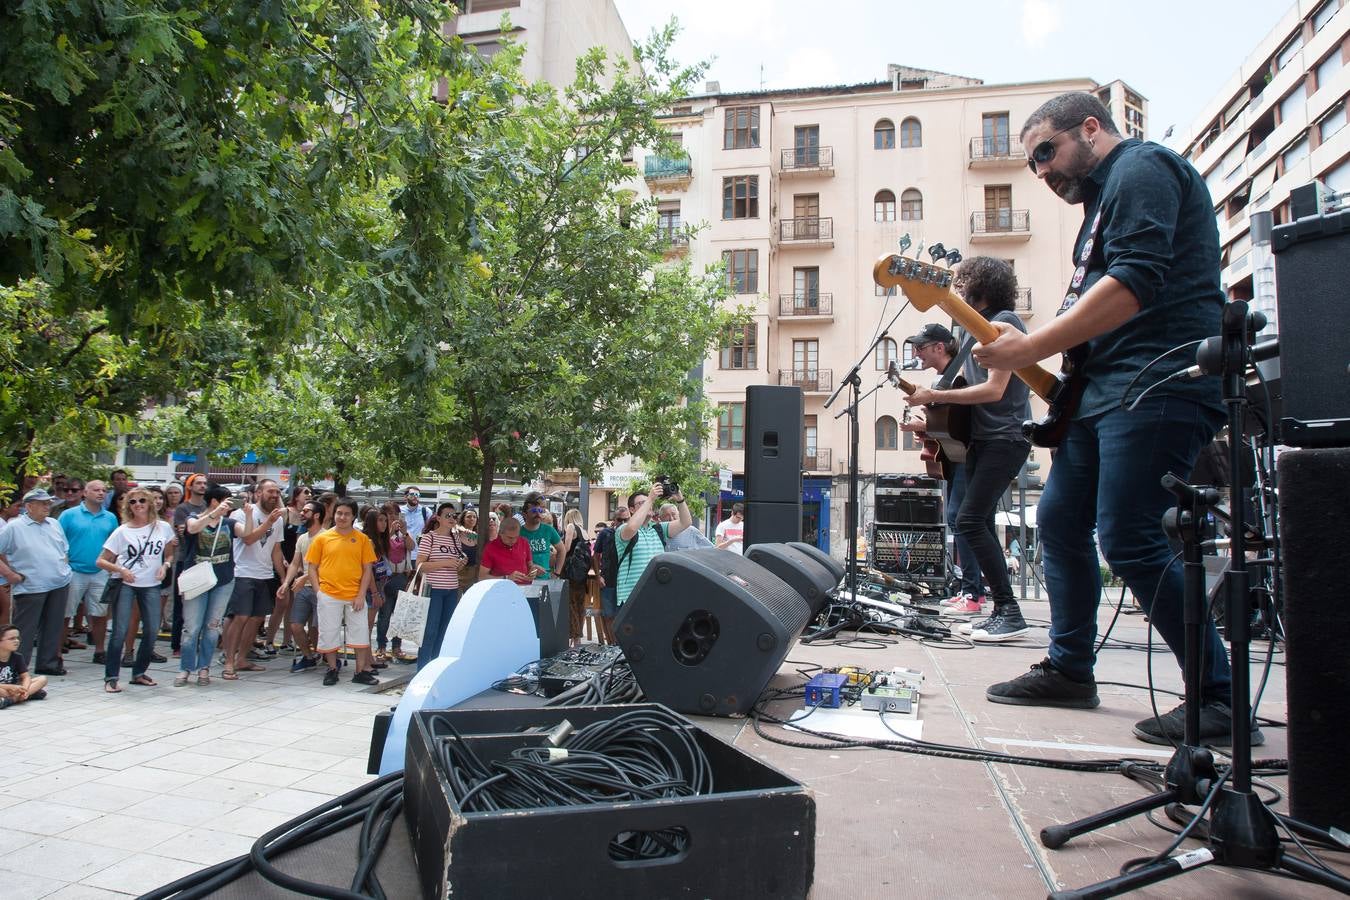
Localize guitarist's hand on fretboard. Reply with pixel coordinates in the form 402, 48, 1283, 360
971, 320, 1035, 370
905, 386, 939, 407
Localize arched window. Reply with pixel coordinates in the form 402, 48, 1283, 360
875, 337, 898, 370
874, 118, 896, 149
900, 117, 922, 148
901, 188, 923, 221
876, 416, 899, 451
874, 189, 896, 222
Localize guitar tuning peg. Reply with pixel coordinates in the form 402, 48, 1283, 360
897, 234, 912, 253
927, 242, 947, 262
945, 249, 963, 267
914, 241, 924, 261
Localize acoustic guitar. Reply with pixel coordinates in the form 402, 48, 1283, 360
887, 361, 970, 479
873, 253, 1084, 448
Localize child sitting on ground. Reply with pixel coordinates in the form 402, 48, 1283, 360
0, 624, 48, 707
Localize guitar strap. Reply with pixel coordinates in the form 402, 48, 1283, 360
1059, 207, 1104, 314
936, 334, 978, 390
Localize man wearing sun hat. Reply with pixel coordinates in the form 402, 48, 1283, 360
0, 489, 73, 675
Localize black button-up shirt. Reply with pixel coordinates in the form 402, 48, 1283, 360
1072, 138, 1225, 419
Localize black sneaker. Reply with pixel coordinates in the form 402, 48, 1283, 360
150, 651, 167, 664
29, 689, 46, 701
121, 653, 134, 666
958, 615, 994, 636
1133, 700, 1265, 747
972, 609, 1031, 643
322, 667, 339, 686
0, 698, 12, 709
290, 655, 318, 673
92, 651, 106, 665
352, 670, 379, 686
987, 658, 1100, 709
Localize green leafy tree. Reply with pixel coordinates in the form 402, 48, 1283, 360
379, 29, 739, 539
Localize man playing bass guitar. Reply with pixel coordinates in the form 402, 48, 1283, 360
904, 257, 1032, 641
973, 93, 1248, 746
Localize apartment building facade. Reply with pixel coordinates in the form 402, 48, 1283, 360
638, 68, 1142, 553
1174, 0, 1349, 301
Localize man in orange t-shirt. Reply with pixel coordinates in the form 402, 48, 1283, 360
306, 498, 378, 687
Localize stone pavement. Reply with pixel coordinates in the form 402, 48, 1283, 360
0, 648, 394, 898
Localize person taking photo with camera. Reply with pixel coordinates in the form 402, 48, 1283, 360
614, 480, 691, 610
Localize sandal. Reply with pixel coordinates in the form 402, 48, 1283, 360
235, 662, 266, 672
198, 670, 211, 686
173, 672, 189, 687
221, 668, 240, 681
104, 681, 122, 693
130, 674, 157, 687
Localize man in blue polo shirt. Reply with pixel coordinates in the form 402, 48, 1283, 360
0, 489, 73, 675
59, 480, 120, 664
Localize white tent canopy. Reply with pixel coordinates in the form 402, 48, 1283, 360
996, 504, 1038, 528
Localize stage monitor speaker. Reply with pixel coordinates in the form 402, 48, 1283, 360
1278, 446, 1350, 830
614, 548, 812, 716
1272, 209, 1350, 447
744, 500, 802, 549
788, 540, 845, 584
745, 385, 804, 503
745, 543, 837, 616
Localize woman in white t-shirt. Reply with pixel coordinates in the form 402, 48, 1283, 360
97, 487, 176, 693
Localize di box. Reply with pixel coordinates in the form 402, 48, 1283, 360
403, 703, 816, 900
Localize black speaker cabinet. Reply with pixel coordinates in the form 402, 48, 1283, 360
788, 540, 845, 583
745, 385, 804, 503
745, 543, 836, 616
614, 548, 812, 716
743, 500, 802, 549
1272, 210, 1350, 447
1278, 446, 1350, 830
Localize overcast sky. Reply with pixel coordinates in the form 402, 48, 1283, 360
612, 0, 1294, 145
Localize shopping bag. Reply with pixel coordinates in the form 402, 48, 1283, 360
389, 568, 430, 646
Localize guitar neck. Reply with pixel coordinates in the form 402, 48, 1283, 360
936, 294, 1059, 401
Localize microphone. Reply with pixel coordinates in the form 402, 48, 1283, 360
1179, 337, 1279, 380
903, 358, 922, 369
886, 359, 902, 387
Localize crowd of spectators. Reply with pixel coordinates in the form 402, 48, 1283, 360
0, 473, 739, 702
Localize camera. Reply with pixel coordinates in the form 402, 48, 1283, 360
655, 476, 681, 499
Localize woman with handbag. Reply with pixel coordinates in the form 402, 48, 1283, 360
178, 484, 236, 686
554, 508, 592, 647
96, 488, 177, 693
414, 503, 466, 670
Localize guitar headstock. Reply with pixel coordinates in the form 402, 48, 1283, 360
872, 252, 956, 312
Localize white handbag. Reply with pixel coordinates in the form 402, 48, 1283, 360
389, 567, 431, 646
177, 517, 225, 601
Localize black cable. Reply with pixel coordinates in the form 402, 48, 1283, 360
1118, 339, 1204, 411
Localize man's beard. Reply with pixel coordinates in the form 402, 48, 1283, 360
260, 496, 280, 513
1046, 136, 1096, 204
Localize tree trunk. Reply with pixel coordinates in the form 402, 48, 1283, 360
333, 459, 348, 497
476, 452, 495, 549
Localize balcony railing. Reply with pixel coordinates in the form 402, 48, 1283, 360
968, 136, 1026, 163
803, 448, 832, 472
778, 368, 833, 393
970, 209, 1030, 235
643, 154, 692, 182
778, 217, 834, 243
780, 146, 834, 172
658, 231, 689, 251
777, 293, 833, 317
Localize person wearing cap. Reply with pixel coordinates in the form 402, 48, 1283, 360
0, 489, 74, 675
900, 322, 987, 611
400, 487, 431, 561
903, 256, 1032, 643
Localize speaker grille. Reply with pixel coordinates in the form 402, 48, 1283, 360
746, 544, 836, 616
681, 549, 811, 633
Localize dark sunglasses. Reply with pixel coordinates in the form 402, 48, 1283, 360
128, 498, 149, 505
1026, 118, 1088, 174
64, 487, 81, 493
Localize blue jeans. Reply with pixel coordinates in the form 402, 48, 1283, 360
946, 463, 984, 596
415, 587, 460, 670
105, 583, 162, 682
180, 579, 233, 672
1038, 396, 1231, 702
955, 439, 1029, 607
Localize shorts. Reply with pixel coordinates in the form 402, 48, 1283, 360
227, 577, 275, 618
316, 590, 369, 653
69, 570, 111, 617
600, 586, 618, 619
289, 584, 318, 626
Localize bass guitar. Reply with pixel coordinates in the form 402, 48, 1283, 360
887, 361, 970, 479
873, 253, 1084, 447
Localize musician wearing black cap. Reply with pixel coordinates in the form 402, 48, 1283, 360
903, 256, 1031, 642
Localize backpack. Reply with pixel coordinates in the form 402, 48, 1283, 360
561, 525, 593, 583
601, 522, 666, 584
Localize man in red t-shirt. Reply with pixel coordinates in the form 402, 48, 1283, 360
478, 518, 539, 585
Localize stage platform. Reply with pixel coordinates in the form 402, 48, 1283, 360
196, 596, 1344, 899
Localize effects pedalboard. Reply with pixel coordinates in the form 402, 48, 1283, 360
804, 666, 924, 714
